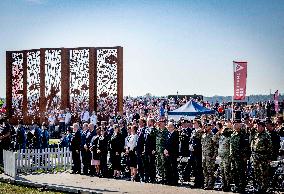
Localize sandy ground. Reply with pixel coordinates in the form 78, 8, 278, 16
2, 172, 234, 194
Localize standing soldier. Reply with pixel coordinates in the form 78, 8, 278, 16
201, 122, 217, 190
251, 121, 272, 193
266, 119, 280, 161
191, 119, 204, 188
214, 123, 232, 192
156, 118, 168, 184
230, 119, 248, 193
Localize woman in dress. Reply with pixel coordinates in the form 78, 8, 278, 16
90, 127, 101, 176
109, 124, 124, 178
125, 125, 138, 181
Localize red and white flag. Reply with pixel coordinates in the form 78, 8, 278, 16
233, 61, 247, 100
274, 90, 279, 113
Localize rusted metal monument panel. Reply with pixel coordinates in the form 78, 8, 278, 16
6, 47, 123, 124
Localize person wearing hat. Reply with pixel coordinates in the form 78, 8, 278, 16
266, 119, 280, 161
230, 119, 248, 193
251, 120, 272, 192
156, 118, 168, 184
191, 120, 204, 188
201, 121, 217, 190
179, 119, 193, 182
213, 123, 232, 192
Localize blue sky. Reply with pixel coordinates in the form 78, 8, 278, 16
0, 0, 283, 97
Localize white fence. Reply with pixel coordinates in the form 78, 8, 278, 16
3, 147, 72, 178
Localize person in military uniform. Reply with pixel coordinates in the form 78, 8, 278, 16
251, 121, 272, 193
156, 118, 168, 184
191, 119, 204, 188
71, 123, 82, 174
201, 122, 217, 190
179, 119, 193, 182
144, 118, 157, 183
266, 119, 280, 161
214, 123, 232, 192
230, 119, 248, 193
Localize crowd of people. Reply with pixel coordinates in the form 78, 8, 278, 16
0, 96, 284, 193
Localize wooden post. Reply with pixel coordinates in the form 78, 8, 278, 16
61, 48, 70, 110
22, 51, 28, 124
6, 52, 12, 121
117, 46, 123, 113
39, 48, 46, 124
89, 47, 97, 112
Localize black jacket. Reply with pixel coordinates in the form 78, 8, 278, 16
165, 130, 179, 158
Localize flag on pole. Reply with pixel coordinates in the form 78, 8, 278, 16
274, 90, 279, 113
233, 61, 247, 100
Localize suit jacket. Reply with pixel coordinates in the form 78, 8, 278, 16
165, 130, 179, 158
71, 130, 81, 152
145, 127, 157, 155
136, 127, 145, 155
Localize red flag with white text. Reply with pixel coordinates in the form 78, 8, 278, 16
233, 61, 247, 100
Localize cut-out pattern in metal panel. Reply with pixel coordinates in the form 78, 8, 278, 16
69, 49, 90, 111
45, 49, 61, 111
11, 52, 24, 118
27, 51, 40, 116
97, 49, 118, 112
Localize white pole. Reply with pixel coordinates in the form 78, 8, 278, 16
232, 61, 235, 122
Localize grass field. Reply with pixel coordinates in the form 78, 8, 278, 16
0, 182, 64, 194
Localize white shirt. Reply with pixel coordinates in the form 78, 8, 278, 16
58, 114, 65, 123
81, 111, 90, 122
90, 114, 97, 126
65, 112, 72, 124
125, 134, 138, 151
48, 116, 56, 125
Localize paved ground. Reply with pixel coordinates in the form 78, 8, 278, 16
0, 172, 233, 194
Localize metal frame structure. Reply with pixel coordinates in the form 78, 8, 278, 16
6, 47, 123, 124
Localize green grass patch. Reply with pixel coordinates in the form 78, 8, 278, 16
49, 139, 60, 145
0, 182, 64, 194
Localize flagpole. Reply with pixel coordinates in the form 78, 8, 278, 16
232, 61, 234, 122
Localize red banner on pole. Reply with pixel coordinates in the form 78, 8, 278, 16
274, 90, 279, 113
233, 61, 247, 100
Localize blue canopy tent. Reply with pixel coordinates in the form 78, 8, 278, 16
168, 100, 215, 121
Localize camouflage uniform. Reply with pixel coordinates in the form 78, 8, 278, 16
251, 130, 272, 192
230, 131, 248, 192
214, 129, 232, 190
201, 131, 217, 189
156, 127, 168, 182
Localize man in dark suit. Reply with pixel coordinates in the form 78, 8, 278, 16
144, 118, 157, 183
164, 122, 179, 186
137, 118, 146, 182
70, 123, 82, 174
